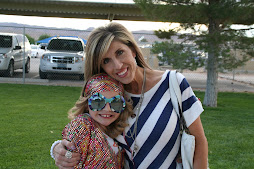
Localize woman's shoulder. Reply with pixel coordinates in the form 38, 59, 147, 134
151, 69, 187, 89
149, 69, 165, 77
146, 69, 165, 90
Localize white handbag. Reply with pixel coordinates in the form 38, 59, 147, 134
169, 70, 195, 169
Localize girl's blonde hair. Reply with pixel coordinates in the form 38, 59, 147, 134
84, 22, 151, 81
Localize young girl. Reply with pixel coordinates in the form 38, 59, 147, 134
61, 73, 133, 168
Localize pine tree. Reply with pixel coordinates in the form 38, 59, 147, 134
134, 0, 254, 107
25, 34, 35, 44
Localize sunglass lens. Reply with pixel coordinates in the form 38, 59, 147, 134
111, 98, 124, 113
91, 97, 105, 110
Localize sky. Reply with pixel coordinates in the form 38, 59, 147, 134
0, 14, 173, 32
1, 14, 252, 37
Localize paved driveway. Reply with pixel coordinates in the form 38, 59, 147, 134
0, 61, 254, 93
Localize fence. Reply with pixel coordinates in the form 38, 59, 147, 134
0, 24, 253, 93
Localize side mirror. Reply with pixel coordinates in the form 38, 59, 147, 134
41, 46, 46, 50
14, 46, 22, 50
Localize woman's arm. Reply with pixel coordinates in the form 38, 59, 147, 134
188, 116, 208, 169
53, 116, 92, 169
53, 140, 81, 169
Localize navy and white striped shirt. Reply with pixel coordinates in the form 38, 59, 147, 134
116, 70, 204, 169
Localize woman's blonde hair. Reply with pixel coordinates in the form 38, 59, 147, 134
84, 22, 151, 81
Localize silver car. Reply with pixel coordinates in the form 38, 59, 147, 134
39, 36, 85, 80
0, 33, 31, 77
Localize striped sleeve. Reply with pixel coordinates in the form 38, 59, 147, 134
176, 72, 204, 127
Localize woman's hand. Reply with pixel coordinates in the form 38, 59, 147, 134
54, 139, 81, 169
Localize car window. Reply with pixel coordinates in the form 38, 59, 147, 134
13, 36, 18, 46
47, 39, 83, 51
72, 41, 83, 51
25, 36, 29, 42
16, 35, 23, 45
0, 35, 12, 48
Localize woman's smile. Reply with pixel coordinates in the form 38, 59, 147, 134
116, 68, 128, 77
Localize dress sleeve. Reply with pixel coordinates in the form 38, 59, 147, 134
62, 116, 92, 164
176, 72, 204, 127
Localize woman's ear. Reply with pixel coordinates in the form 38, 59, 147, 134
130, 48, 136, 58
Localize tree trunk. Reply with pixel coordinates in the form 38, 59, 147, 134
203, 49, 218, 107
203, 15, 219, 107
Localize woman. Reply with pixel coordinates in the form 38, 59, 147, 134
52, 22, 208, 169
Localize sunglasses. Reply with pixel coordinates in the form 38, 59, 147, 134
88, 93, 126, 113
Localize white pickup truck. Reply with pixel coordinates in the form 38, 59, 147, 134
39, 36, 86, 80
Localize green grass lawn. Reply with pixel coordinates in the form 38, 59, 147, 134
0, 83, 253, 169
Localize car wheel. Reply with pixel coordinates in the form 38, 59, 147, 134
39, 68, 47, 79
25, 58, 30, 73
5, 60, 14, 77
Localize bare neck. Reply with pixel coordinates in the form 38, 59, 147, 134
124, 68, 165, 95
124, 67, 145, 94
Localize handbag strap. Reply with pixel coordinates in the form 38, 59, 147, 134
169, 70, 188, 131
169, 70, 182, 114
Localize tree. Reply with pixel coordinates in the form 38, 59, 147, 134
25, 34, 35, 44
134, 0, 254, 107
152, 40, 205, 71
141, 38, 148, 42
37, 34, 51, 42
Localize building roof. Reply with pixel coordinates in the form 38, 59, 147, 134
1, 0, 252, 24
0, 0, 146, 21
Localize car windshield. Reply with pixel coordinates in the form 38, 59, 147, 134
47, 39, 83, 51
0, 35, 12, 48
